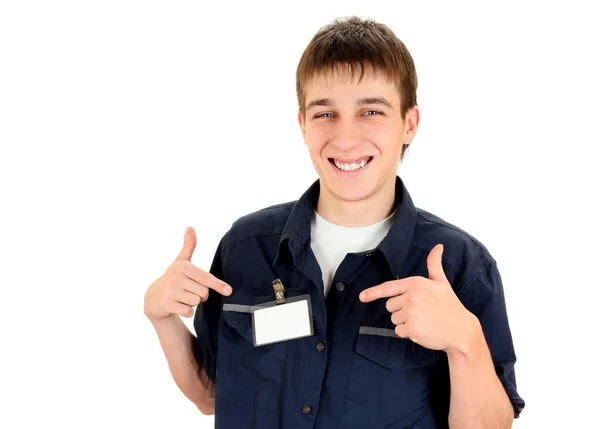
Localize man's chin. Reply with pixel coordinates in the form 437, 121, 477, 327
326, 182, 377, 203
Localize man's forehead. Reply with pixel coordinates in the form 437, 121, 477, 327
304, 67, 398, 107
307, 66, 393, 89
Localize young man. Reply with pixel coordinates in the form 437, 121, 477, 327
144, 16, 525, 428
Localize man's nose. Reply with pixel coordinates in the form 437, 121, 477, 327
332, 118, 362, 151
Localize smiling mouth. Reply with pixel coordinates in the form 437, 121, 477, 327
329, 156, 373, 172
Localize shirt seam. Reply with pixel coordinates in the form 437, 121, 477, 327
457, 260, 496, 300
223, 230, 284, 252
411, 242, 460, 273
416, 211, 494, 261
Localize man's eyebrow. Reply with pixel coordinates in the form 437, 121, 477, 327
356, 97, 394, 109
305, 97, 394, 111
306, 98, 333, 111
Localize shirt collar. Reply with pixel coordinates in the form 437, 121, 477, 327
273, 175, 417, 278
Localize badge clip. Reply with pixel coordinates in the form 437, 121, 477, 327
272, 279, 286, 305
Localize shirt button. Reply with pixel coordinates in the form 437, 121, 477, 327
316, 342, 325, 352
336, 282, 345, 291
302, 405, 312, 414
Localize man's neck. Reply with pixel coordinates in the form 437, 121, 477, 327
315, 177, 397, 227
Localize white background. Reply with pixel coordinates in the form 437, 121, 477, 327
1, 1, 598, 428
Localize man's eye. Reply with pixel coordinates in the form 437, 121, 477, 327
364, 110, 382, 116
315, 113, 334, 119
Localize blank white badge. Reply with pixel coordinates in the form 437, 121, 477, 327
251, 294, 314, 347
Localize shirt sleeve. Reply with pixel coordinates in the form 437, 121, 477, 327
192, 238, 225, 384
458, 261, 526, 418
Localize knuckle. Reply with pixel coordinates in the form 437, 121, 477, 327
200, 287, 209, 300
164, 289, 174, 303
164, 304, 175, 316
164, 281, 176, 296
165, 272, 181, 291
191, 294, 201, 306
171, 259, 185, 273
179, 262, 189, 277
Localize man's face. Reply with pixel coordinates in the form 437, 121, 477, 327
298, 67, 419, 205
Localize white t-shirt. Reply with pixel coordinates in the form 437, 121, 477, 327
310, 208, 398, 297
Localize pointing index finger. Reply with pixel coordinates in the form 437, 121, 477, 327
183, 263, 232, 296
359, 279, 408, 302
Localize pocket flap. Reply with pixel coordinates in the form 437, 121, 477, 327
355, 326, 440, 370
222, 303, 255, 343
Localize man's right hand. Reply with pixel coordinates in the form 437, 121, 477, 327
144, 226, 232, 322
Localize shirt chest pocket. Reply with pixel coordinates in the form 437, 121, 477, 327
355, 326, 440, 369
339, 327, 441, 428
216, 300, 287, 410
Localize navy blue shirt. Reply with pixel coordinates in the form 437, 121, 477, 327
194, 176, 525, 428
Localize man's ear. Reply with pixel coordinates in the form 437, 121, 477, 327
404, 105, 420, 144
298, 110, 307, 143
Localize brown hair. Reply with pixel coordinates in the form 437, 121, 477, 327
296, 16, 418, 158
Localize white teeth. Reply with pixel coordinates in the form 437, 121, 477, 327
334, 159, 368, 171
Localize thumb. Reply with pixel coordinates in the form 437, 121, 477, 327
427, 244, 448, 284
175, 226, 197, 262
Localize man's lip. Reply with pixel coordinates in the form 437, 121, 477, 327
328, 156, 374, 163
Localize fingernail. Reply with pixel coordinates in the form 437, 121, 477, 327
359, 292, 366, 301
223, 285, 232, 294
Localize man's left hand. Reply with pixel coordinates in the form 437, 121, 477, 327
359, 244, 476, 352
